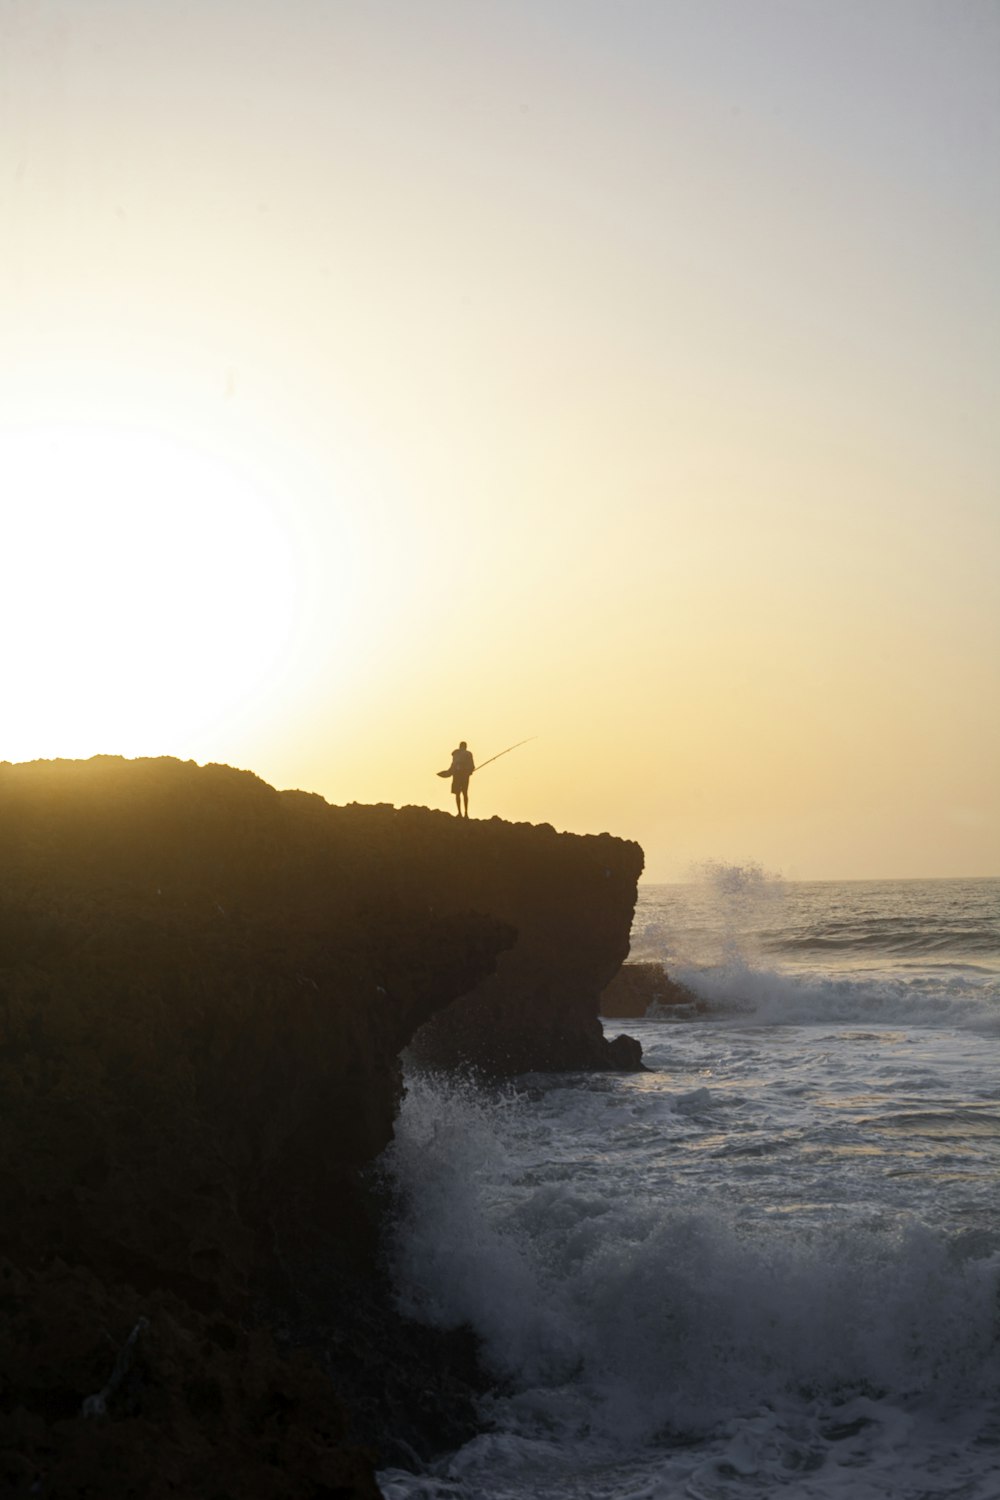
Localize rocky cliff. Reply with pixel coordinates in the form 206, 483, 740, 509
0, 756, 643, 1497
406, 815, 644, 1073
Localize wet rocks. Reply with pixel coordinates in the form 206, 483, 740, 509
600, 960, 703, 1017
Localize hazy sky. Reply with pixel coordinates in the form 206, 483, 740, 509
2, 0, 997, 880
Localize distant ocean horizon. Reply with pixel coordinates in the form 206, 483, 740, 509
640, 874, 1000, 886
381, 872, 1000, 1500
641, 873, 1000, 883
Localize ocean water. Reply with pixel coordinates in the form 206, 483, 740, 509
378, 874, 1000, 1500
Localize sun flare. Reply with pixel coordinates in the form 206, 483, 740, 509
2, 424, 299, 764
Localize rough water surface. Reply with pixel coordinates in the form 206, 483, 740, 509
380, 877, 1000, 1500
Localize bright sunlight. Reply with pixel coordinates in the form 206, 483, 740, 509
2, 424, 298, 763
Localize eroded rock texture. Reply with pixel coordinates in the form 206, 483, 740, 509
599, 960, 704, 1018
0, 756, 643, 1495
405, 814, 645, 1074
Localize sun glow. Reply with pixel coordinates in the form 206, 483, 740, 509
2, 2, 996, 876
2, 424, 300, 764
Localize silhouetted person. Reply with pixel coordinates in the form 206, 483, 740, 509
448, 741, 475, 818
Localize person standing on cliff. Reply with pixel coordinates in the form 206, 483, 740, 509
448, 741, 475, 818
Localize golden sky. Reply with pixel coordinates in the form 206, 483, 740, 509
2, 0, 997, 880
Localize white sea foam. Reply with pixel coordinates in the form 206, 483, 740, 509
669, 959, 1000, 1033
382, 1069, 1000, 1498
379, 880, 1000, 1499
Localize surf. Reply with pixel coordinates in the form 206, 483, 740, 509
380, 1065, 1000, 1499
377, 877, 1000, 1499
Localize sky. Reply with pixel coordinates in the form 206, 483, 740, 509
1, 0, 997, 881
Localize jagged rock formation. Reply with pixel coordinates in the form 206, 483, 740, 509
600, 960, 704, 1017
407, 816, 645, 1074
0, 756, 643, 1496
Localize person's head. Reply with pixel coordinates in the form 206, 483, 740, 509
459, 740, 467, 749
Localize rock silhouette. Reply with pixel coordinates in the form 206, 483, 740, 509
0, 756, 643, 1494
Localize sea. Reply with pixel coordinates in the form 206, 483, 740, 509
378, 872, 1000, 1500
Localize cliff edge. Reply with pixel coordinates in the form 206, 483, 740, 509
402, 812, 644, 1074
0, 756, 643, 1496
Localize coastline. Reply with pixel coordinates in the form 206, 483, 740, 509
0, 755, 644, 1495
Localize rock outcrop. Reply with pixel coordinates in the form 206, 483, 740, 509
402, 813, 645, 1074
599, 960, 704, 1017
0, 756, 643, 1496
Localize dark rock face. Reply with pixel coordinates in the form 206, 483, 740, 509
0, 756, 644, 1495
0, 1260, 381, 1500
0, 756, 513, 1495
600, 960, 704, 1017
406, 816, 645, 1075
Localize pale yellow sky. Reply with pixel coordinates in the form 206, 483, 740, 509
2, 1, 997, 880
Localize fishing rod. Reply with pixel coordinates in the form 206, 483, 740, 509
473, 736, 536, 774
436, 737, 536, 778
